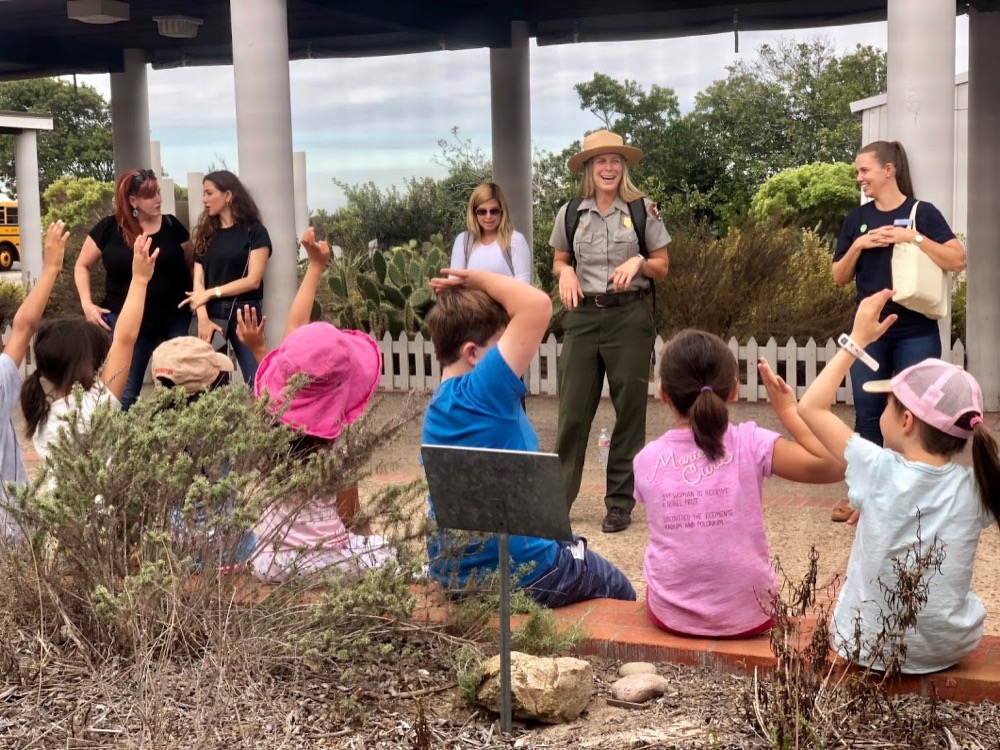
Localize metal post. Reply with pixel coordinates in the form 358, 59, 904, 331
13, 130, 42, 284
498, 532, 512, 734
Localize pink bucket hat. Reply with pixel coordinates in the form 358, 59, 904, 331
862, 358, 984, 439
254, 322, 381, 440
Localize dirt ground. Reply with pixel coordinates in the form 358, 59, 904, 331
362, 391, 1000, 636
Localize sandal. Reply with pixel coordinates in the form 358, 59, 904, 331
830, 502, 853, 523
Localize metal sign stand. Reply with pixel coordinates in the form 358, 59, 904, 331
421, 445, 572, 734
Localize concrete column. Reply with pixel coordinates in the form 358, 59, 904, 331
160, 178, 177, 218
967, 9, 1000, 410
13, 131, 42, 283
187, 172, 205, 229
150, 140, 162, 176
293, 151, 308, 259
490, 21, 533, 273
231, 0, 296, 347
110, 49, 151, 179
886, 0, 956, 353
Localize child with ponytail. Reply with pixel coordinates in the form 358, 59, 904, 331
22, 233, 158, 461
799, 289, 1000, 673
633, 330, 844, 637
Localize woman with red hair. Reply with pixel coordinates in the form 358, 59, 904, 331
75, 168, 193, 410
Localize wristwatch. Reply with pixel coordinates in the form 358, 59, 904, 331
914, 233, 925, 244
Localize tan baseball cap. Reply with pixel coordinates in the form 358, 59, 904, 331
151, 336, 234, 395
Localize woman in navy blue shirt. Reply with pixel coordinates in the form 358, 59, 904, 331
832, 140, 965, 461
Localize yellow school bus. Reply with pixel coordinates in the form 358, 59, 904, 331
0, 202, 19, 271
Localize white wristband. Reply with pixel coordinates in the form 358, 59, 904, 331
838, 333, 879, 371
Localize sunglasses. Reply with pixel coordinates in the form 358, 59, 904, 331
131, 168, 156, 187
475, 207, 502, 217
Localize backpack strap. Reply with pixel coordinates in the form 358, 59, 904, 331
627, 198, 648, 258
564, 197, 585, 267
499, 243, 515, 277
463, 231, 473, 268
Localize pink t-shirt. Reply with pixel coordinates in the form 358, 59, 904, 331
633, 421, 780, 637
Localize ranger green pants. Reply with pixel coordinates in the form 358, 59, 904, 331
555, 299, 655, 513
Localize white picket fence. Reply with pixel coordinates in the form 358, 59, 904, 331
376, 332, 967, 405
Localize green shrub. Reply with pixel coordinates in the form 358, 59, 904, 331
656, 215, 854, 342
0, 279, 25, 329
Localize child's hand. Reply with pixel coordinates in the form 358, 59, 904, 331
42, 221, 69, 271
759, 357, 796, 414
430, 268, 471, 294
850, 289, 897, 347
131, 232, 159, 282
236, 304, 267, 350
300, 227, 331, 267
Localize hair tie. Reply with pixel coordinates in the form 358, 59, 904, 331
700, 386, 713, 393
970, 415, 983, 428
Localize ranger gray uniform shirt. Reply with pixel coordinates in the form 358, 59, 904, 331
549, 197, 670, 295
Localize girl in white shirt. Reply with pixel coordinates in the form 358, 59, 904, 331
22, 234, 157, 460
449, 182, 532, 284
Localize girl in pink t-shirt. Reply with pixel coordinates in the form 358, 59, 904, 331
633, 330, 844, 638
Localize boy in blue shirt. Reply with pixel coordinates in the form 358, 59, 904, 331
422, 268, 634, 607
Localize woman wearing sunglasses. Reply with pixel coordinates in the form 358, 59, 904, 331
74, 168, 194, 410
449, 182, 531, 283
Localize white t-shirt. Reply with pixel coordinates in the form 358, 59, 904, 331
449, 230, 532, 283
833, 435, 993, 674
0, 354, 26, 537
32, 384, 121, 462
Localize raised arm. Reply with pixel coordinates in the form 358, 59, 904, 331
430, 269, 551, 378
100, 234, 158, 401
758, 357, 845, 483
5, 222, 68, 367
284, 227, 331, 338
798, 289, 898, 461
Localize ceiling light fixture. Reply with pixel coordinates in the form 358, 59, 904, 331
66, 0, 129, 24
152, 15, 204, 39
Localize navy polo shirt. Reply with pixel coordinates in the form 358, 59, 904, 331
834, 197, 955, 339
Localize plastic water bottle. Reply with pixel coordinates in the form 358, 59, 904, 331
597, 427, 611, 467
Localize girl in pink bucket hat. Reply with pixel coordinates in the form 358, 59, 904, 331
237, 228, 394, 582
799, 289, 1000, 674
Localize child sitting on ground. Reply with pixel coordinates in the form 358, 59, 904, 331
633, 330, 844, 637
422, 268, 635, 607
798, 289, 1000, 673
0, 222, 68, 535
22, 232, 157, 461
227, 228, 394, 581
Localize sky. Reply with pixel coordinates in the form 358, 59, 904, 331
78, 15, 970, 213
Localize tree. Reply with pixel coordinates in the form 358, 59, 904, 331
690, 38, 886, 221
751, 162, 858, 237
572, 74, 733, 228
0, 78, 114, 198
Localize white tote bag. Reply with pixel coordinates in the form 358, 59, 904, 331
891, 201, 950, 320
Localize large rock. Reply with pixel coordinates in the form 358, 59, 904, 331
476, 651, 593, 724
610, 673, 671, 704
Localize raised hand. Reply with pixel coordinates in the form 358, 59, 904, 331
850, 288, 897, 347
42, 220, 69, 271
131, 232, 159, 282
758, 357, 796, 416
300, 227, 332, 266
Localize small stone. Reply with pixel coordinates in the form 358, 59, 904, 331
610, 674, 671, 704
618, 662, 658, 677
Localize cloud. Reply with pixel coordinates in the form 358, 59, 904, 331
76, 16, 969, 211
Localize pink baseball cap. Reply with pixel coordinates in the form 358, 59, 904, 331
254, 322, 381, 440
862, 358, 984, 439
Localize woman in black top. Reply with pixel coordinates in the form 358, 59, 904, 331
75, 168, 193, 410
183, 170, 272, 385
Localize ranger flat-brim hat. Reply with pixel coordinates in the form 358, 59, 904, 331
567, 129, 644, 173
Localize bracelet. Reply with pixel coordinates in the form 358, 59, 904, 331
837, 333, 879, 371
214, 287, 222, 299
